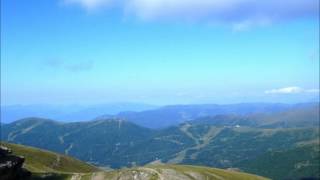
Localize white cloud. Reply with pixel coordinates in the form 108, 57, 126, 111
265, 86, 320, 94
62, 0, 319, 26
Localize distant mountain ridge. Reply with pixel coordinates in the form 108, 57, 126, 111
0, 103, 157, 123
106, 102, 319, 128
2, 102, 318, 129
188, 104, 319, 128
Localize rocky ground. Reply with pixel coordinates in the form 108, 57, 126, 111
0, 145, 31, 180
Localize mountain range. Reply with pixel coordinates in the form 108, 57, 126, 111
0, 103, 157, 124
1, 103, 319, 180
2, 103, 318, 128
94, 102, 320, 128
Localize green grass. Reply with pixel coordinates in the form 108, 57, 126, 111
146, 164, 269, 180
237, 142, 320, 180
30, 173, 72, 180
1, 142, 99, 174
1, 141, 270, 179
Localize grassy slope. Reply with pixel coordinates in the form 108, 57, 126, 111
149, 164, 269, 180
1, 142, 99, 174
237, 142, 320, 180
1, 142, 269, 180
182, 127, 319, 166
78, 164, 269, 180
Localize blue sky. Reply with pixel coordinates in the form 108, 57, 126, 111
1, 0, 319, 105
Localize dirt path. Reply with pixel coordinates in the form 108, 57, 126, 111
90, 172, 106, 180
138, 167, 165, 180
70, 173, 82, 180
51, 154, 61, 168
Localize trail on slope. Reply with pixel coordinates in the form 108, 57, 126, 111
168, 124, 222, 163
8, 121, 43, 141
50, 154, 61, 169
180, 123, 200, 144
190, 126, 222, 160
65, 143, 74, 155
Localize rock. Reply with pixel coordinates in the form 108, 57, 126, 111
0, 145, 31, 180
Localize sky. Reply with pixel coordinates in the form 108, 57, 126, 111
1, 0, 319, 105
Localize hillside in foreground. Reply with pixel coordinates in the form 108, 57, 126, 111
0, 142, 269, 180
80, 164, 269, 180
1, 142, 99, 174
